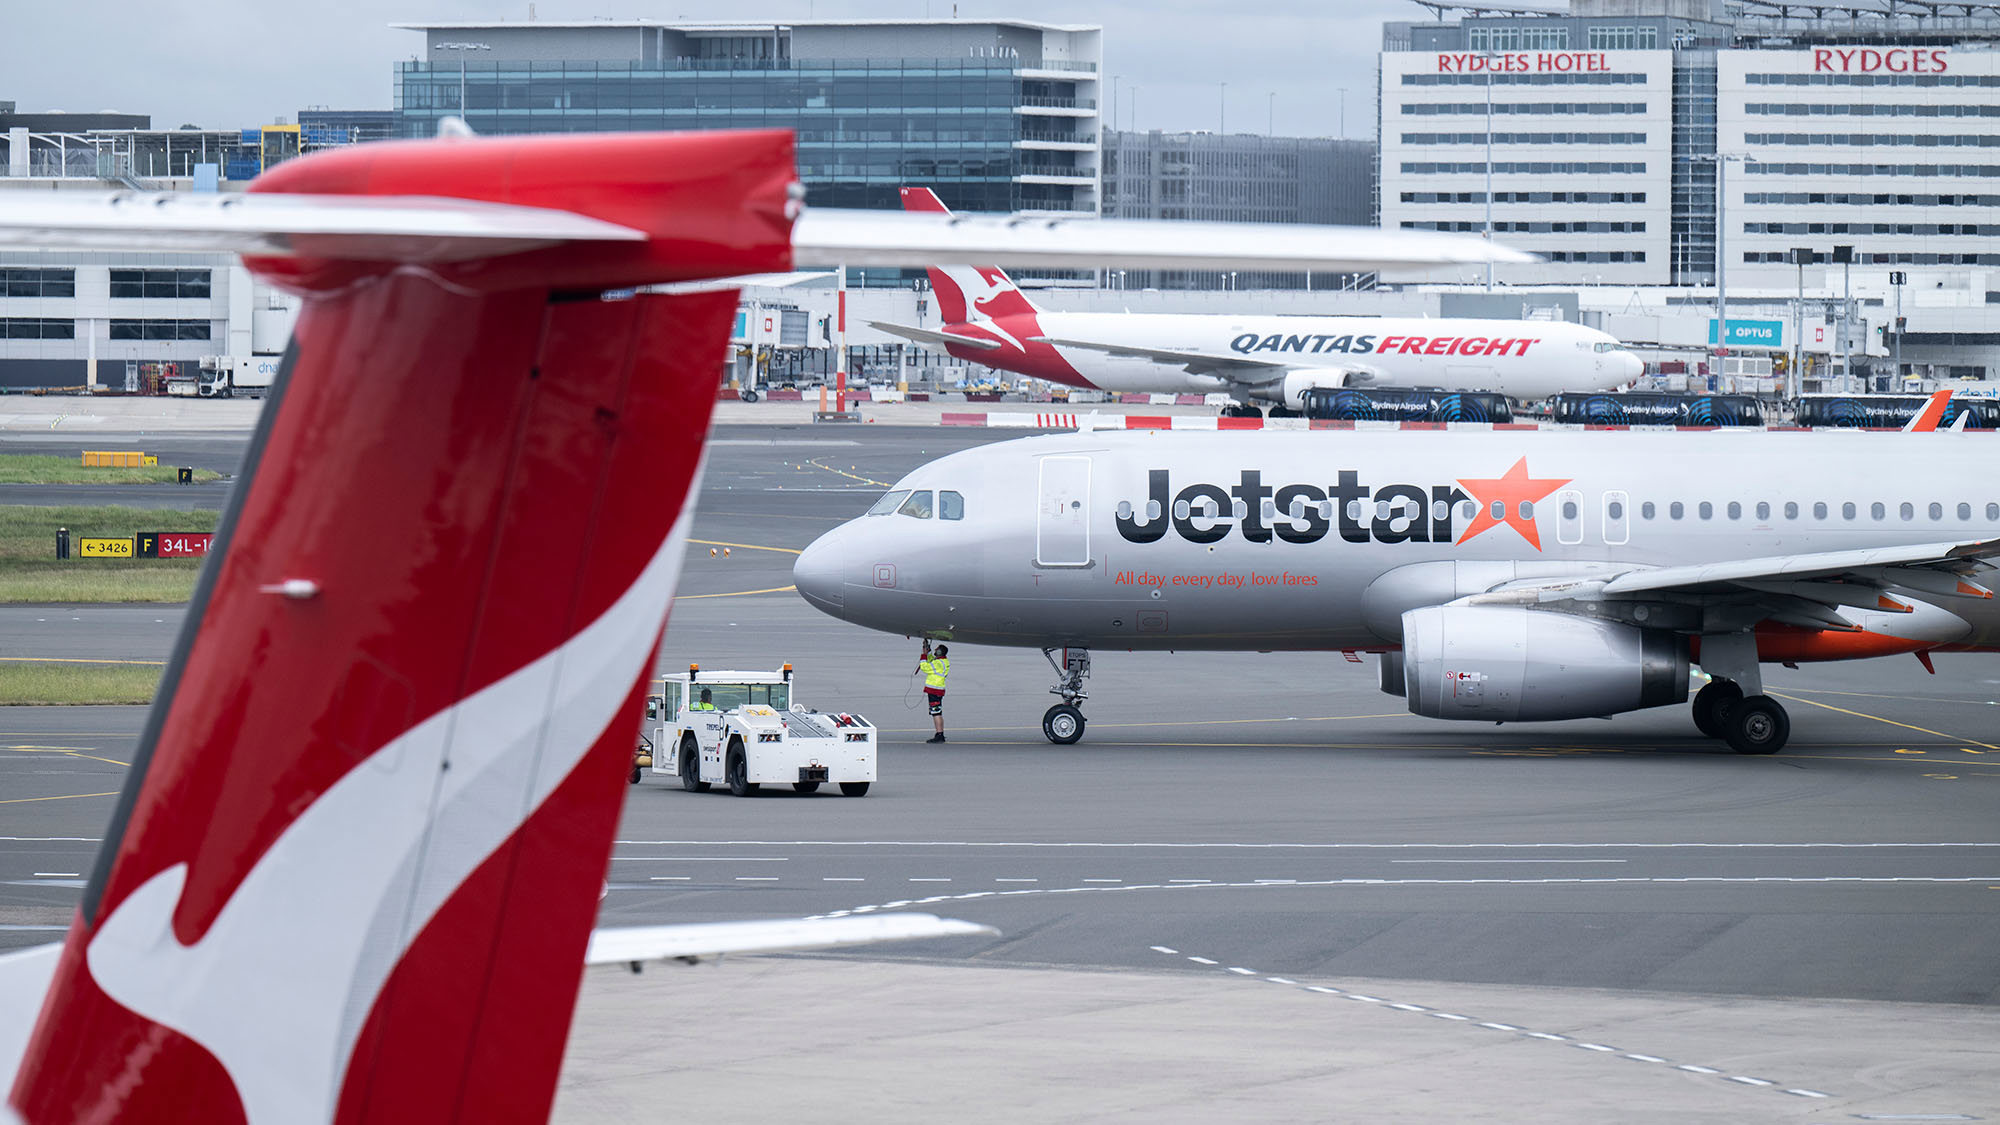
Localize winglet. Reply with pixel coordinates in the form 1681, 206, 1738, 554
1902, 389, 1952, 432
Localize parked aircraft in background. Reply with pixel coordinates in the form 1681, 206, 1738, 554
870, 187, 1642, 414
795, 428, 1998, 753
0, 126, 1522, 1124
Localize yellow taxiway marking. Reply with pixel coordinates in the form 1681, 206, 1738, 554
1, 746, 130, 768
677, 584, 797, 601
885, 713, 1415, 736
689, 538, 802, 556
1774, 686, 2000, 708
807, 458, 890, 488
0, 656, 165, 666
1766, 690, 2000, 751
0, 790, 119, 806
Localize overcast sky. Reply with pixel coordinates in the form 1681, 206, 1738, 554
12, 0, 1407, 138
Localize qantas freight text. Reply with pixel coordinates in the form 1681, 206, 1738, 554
1227, 333, 1538, 358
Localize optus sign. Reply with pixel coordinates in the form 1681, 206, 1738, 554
1812, 47, 1948, 73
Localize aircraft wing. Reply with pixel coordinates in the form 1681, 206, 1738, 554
585, 914, 998, 967
794, 209, 1535, 273
1470, 538, 1999, 629
1025, 334, 1290, 379
0, 944, 60, 1095
870, 320, 1004, 350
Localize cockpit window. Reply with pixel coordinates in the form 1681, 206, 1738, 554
897, 490, 934, 519
1594, 341, 1620, 352
940, 490, 965, 520
867, 490, 911, 516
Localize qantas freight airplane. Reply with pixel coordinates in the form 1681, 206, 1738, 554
0, 127, 1519, 1124
871, 188, 1642, 412
794, 427, 1999, 754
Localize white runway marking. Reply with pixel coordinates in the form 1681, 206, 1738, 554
823, 877, 865, 882
615, 838, 2000, 850
734, 876, 779, 882
1146, 946, 1838, 1102
1391, 859, 1629, 864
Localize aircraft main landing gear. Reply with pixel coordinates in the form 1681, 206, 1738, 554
1690, 677, 1789, 754
1220, 403, 1263, 419
1040, 646, 1091, 744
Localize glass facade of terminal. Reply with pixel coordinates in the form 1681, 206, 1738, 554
394, 59, 1094, 214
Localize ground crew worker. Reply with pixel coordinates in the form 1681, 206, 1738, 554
917, 643, 950, 743
693, 688, 716, 711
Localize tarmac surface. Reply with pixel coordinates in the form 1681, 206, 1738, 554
2, 407, 1997, 1120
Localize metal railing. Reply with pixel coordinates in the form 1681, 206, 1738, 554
1020, 96, 1096, 110
1019, 129, 1096, 144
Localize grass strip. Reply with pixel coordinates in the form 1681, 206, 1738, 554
0, 661, 162, 705
0, 453, 222, 485
0, 505, 219, 603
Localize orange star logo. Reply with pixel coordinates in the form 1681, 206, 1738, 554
1455, 457, 1571, 550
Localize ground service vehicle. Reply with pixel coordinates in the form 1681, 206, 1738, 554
1794, 393, 2000, 429
195, 354, 284, 398
1552, 393, 1765, 427
636, 664, 875, 796
1300, 387, 1512, 423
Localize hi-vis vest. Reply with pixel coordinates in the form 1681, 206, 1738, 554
920, 657, 949, 690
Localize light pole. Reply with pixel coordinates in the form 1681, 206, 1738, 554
1267, 91, 1275, 137
1694, 153, 1746, 379
1889, 268, 1906, 381
1338, 87, 1347, 139
1477, 57, 1499, 291
433, 41, 491, 120
1790, 246, 1813, 399
1832, 244, 1855, 391
1219, 83, 1227, 134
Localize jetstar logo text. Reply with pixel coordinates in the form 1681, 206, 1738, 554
1115, 460, 1571, 551
1227, 333, 1537, 358
1812, 47, 1947, 73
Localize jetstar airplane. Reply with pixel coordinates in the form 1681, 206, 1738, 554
793, 427, 2000, 753
0, 125, 1518, 1125
869, 187, 1640, 413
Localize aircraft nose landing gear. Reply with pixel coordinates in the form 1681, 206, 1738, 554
1040, 646, 1091, 744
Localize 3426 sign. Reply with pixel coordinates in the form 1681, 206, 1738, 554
136, 532, 214, 559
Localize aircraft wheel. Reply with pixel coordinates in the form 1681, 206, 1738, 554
740, 389, 761, 403
839, 782, 871, 797
794, 781, 821, 794
1042, 703, 1086, 745
680, 739, 708, 793
1691, 679, 1742, 739
1723, 696, 1790, 755
726, 743, 758, 796
629, 765, 642, 785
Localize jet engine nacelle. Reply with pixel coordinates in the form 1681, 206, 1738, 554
1276, 368, 1361, 409
1401, 605, 1688, 722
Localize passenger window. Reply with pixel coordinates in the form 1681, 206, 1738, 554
1843, 502, 1857, 520
1727, 501, 1741, 520
1988, 502, 1998, 520
1145, 499, 1161, 521
941, 490, 965, 521
898, 491, 934, 519
1262, 499, 1278, 523
1562, 499, 1579, 519
1698, 501, 1713, 520
1174, 499, 1192, 519
1518, 501, 1535, 520
1756, 502, 1770, 520
1640, 501, 1655, 519
868, 489, 911, 516
1232, 499, 1248, 519
1490, 500, 1505, 520
1870, 502, 1885, 520
1899, 502, 1914, 521
1603, 490, 1629, 546
1670, 501, 1684, 520
1928, 502, 1943, 521
1815, 501, 1829, 519
1459, 500, 1476, 520
1352, 500, 1368, 522
1116, 500, 1133, 520
1959, 502, 1973, 520
1784, 501, 1798, 519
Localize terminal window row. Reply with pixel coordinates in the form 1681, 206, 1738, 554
1587, 26, 1659, 49
0, 318, 74, 340
1745, 251, 2000, 265
1401, 161, 1645, 174
1743, 133, 2000, 148
1541, 250, 1646, 262
107, 270, 211, 300
1, 269, 75, 298
1747, 102, 2000, 119
108, 319, 211, 341
1401, 220, 1646, 233
1402, 101, 1648, 116
1466, 26, 1570, 50
1743, 192, 2000, 207
1747, 222, 2000, 236
1402, 190, 1647, 203
1746, 162, 2000, 177
1401, 131, 1647, 145
1747, 73, 2000, 87
1401, 73, 1646, 86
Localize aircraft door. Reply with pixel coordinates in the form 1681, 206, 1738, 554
1037, 454, 1093, 567
1556, 489, 1584, 546
1603, 489, 1630, 545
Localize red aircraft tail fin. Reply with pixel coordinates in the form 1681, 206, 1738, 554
8, 130, 788, 1125
898, 185, 1041, 322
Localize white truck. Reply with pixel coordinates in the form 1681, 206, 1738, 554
193, 354, 284, 398
633, 665, 875, 797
